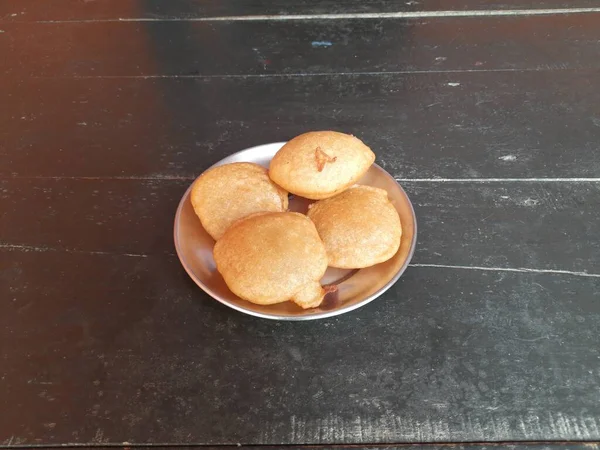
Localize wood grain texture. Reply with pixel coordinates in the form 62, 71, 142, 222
2, 70, 600, 178
1, 248, 599, 445
49, 445, 600, 450
1, 0, 598, 22
2, 0, 600, 447
1, 179, 599, 276
4, 14, 600, 77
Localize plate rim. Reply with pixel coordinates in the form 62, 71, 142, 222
173, 142, 418, 321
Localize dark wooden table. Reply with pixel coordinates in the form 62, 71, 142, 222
2, 1, 600, 449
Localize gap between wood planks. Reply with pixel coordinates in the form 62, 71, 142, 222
2, 244, 599, 279
29, 67, 596, 80
14, 7, 600, 23
410, 264, 600, 279
0, 243, 153, 259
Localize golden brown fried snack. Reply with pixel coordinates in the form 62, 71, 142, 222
307, 185, 402, 269
213, 212, 329, 309
269, 131, 375, 200
190, 162, 288, 241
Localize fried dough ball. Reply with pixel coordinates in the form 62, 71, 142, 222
269, 131, 375, 200
213, 212, 329, 309
190, 162, 288, 240
307, 186, 402, 269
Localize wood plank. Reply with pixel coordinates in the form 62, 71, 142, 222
2, 70, 599, 178
1, 0, 598, 22
1, 179, 600, 277
64, 445, 600, 450
4, 14, 600, 77
1, 249, 599, 445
